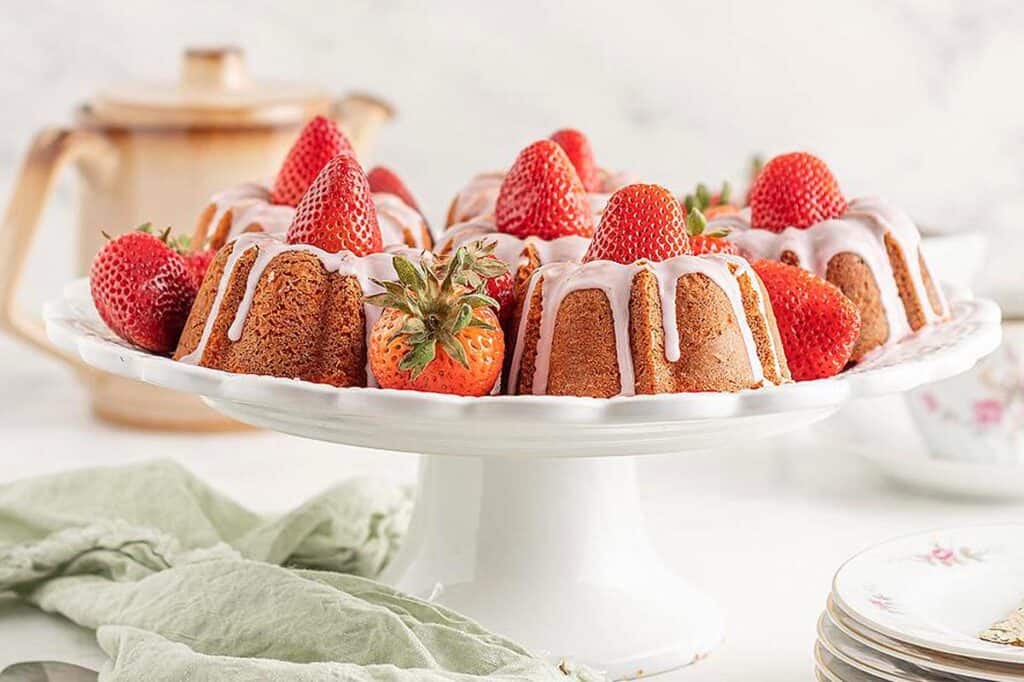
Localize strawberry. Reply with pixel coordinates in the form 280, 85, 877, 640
751, 259, 861, 381
550, 128, 601, 192
90, 224, 197, 354
749, 152, 847, 232
484, 267, 515, 327
367, 165, 421, 211
495, 140, 594, 240
366, 249, 506, 396
583, 184, 690, 263
184, 248, 216, 288
286, 153, 383, 255
685, 208, 739, 256
271, 115, 355, 207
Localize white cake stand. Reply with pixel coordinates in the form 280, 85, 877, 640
44, 279, 1001, 680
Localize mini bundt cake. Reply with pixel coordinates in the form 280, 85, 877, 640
192, 116, 431, 252
711, 152, 947, 361
175, 153, 401, 387
192, 181, 296, 250
445, 129, 633, 226
509, 183, 790, 397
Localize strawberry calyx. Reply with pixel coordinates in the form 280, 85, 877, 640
685, 208, 729, 239
683, 181, 732, 214
365, 244, 505, 378
104, 223, 191, 255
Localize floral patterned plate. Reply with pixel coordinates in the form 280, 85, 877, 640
826, 596, 1024, 681
815, 642, 888, 681
833, 525, 1024, 664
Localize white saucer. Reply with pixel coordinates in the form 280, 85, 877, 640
826, 596, 1024, 682
815, 642, 887, 681
853, 441, 1024, 500
833, 524, 1024, 664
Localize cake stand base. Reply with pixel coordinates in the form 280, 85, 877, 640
380, 455, 724, 680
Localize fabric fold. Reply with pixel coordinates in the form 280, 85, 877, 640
0, 461, 600, 681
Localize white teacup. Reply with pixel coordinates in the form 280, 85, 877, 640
907, 320, 1024, 464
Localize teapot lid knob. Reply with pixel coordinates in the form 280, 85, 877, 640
180, 46, 250, 91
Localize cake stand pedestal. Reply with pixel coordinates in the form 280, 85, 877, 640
45, 279, 1002, 679
384, 455, 725, 677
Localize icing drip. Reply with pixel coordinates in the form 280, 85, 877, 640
509, 255, 771, 396
373, 192, 431, 249
178, 232, 408, 387
715, 197, 948, 344
448, 168, 634, 225
207, 182, 295, 241
436, 217, 590, 271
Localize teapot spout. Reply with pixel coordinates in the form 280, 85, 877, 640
331, 94, 395, 158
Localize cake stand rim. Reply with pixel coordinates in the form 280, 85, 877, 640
44, 277, 1003, 430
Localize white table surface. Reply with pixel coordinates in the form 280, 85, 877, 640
1, 335, 1021, 680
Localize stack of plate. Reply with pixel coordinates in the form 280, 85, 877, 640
817, 525, 1024, 681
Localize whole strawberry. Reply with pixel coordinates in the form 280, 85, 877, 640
286, 153, 383, 255
366, 248, 506, 396
367, 165, 421, 211
184, 248, 216, 288
749, 152, 847, 232
685, 208, 738, 256
584, 184, 691, 264
752, 259, 861, 381
90, 224, 197, 354
550, 128, 601, 192
495, 140, 594, 240
271, 115, 355, 206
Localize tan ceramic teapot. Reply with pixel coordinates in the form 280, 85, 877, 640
0, 46, 393, 430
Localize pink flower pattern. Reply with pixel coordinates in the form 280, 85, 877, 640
973, 399, 1004, 427
915, 542, 986, 566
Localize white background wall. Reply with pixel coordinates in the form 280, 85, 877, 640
2, 0, 1022, 306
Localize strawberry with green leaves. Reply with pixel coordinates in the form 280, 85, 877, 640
683, 180, 740, 220
685, 208, 739, 256
90, 224, 198, 354
366, 245, 507, 396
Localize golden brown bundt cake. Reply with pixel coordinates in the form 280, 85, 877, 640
509, 256, 789, 397
714, 152, 948, 361
174, 232, 400, 386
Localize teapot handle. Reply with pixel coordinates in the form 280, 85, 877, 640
330, 93, 395, 158
0, 127, 117, 365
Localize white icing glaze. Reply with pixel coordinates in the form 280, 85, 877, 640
448, 168, 634, 225
509, 254, 775, 396
372, 192, 432, 249
435, 217, 591, 271
206, 181, 294, 242
178, 232, 409, 387
714, 197, 948, 345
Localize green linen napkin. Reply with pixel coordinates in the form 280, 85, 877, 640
0, 460, 600, 681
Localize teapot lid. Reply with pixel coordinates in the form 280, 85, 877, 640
84, 47, 333, 128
